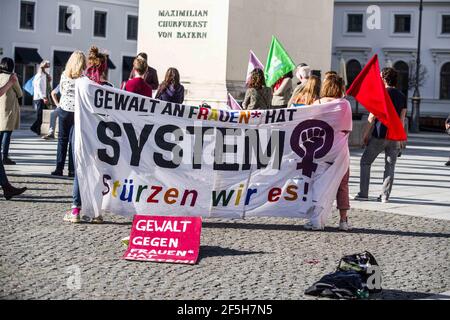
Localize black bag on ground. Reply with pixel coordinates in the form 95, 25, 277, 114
305, 270, 367, 299
337, 251, 382, 293
305, 251, 382, 299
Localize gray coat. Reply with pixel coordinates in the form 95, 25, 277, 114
242, 87, 273, 110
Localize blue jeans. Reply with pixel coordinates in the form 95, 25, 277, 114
70, 116, 81, 208
31, 99, 44, 135
55, 109, 74, 173
0, 131, 12, 158
49, 107, 61, 134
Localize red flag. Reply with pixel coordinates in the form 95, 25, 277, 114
347, 54, 407, 141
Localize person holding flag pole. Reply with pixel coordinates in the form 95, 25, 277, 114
347, 55, 407, 203
264, 36, 296, 108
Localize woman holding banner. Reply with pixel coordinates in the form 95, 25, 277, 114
310, 74, 351, 231
63, 47, 108, 223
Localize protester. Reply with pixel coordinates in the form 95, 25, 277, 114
30, 60, 50, 135
100, 69, 114, 87
43, 85, 61, 140
242, 68, 272, 110
155, 68, 184, 104
272, 71, 293, 108
65, 46, 107, 224
309, 74, 351, 231
354, 67, 407, 203
288, 64, 311, 106
129, 52, 159, 91
125, 57, 153, 98
0, 58, 23, 165
51, 52, 86, 178
446, 115, 450, 167
291, 75, 320, 106
0, 76, 27, 200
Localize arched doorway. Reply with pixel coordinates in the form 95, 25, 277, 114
346, 59, 362, 89
394, 61, 409, 97
440, 62, 450, 100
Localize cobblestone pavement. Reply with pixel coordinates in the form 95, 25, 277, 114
1, 175, 449, 300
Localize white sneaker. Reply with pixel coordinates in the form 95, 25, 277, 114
304, 222, 324, 231
339, 220, 352, 231
377, 196, 389, 203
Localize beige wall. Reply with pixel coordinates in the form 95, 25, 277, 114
227, 0, 334, 83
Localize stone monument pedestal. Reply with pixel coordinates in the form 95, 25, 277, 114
138, 0, 334, 108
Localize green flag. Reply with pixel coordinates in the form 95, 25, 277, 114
264, 36, 296, 87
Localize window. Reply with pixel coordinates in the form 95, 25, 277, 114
346, 59, 362, 88
440, 62, 450, 100
442, 15, 450, 34
347, 14, 363, 33
122, 56, 135, 82
58, 6, 72, 34
394, 14, 411, 33
20, 1, 35, 30
127, 15, 138, 40
394, 61, 410, 97
94, 11, 107, 37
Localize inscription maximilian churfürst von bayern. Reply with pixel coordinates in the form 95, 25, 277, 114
157, 9, 209, 39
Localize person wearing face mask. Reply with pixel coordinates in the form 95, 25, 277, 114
30, 60, 51, 135
288, 63, 311, 107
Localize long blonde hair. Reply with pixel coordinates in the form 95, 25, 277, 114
64, 51, 86, 79
320, 74, 345, 99
294, 75, 320, 105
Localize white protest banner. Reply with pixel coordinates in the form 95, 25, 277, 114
74, 78, 352, 226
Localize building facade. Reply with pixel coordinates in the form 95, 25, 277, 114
0, 0, 138, 104
332, 0, 450, 118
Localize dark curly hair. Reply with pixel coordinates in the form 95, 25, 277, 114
248, 68, 266, 89
381, 67, 398, 87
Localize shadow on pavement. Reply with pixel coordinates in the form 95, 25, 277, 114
198, 245, 267, 262
202, 222, 450, 239
369, 289, 434, 300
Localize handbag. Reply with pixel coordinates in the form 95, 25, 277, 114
23, 75, 35, 96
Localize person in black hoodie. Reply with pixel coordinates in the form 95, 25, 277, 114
156, 68, 184, 104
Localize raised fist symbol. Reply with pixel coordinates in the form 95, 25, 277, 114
290, 120, 334, 178
302, 128, 326, 152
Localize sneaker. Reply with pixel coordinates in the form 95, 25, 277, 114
91, 216, 104, 224
445, 161, 450, 167
354, 194, 369, 201
63, 208, 81, 223
3, 157, 16, 165
51, 170, 64, 177
303, 222, 324, 231
339, 219, 352, 231
377, 196, 389, 203
42, 133, 55, 140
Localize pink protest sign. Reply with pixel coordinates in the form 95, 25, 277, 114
123, 215, 202, 264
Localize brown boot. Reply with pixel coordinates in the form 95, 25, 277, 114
1, 183, 27, 200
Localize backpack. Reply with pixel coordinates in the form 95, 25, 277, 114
337, 251, 382, 294
305, 251, 382, 299
305, 270, 368, 300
